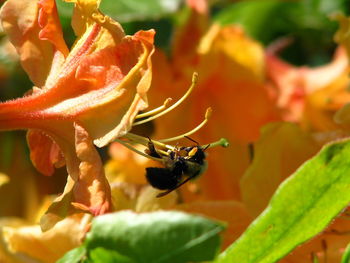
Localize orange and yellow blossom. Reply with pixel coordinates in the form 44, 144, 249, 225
145, 4, 350, 261
266, 42, 350, 131
0, 0, 154, 229
149, 4, 350, 200
149, 9, 280, 201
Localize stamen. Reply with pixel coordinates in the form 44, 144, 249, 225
158, 107, 212, 143
114, 138, 163, 162
123, 132, 175, 151
135, 98, 172, 119
132, 72, 198, 126
204, 138, 230, 149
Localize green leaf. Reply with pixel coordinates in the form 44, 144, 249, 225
216, 139, 350, 263
213, 0, 289, 43
88, 247, 135, 263
341, 242, 350, 263
56, 0, 75, 47
99, 0, 183, 23
85, 211, 225, 263
57, 247, 86, 263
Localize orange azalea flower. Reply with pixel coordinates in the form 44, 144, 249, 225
149, 6, 350, 203
266, 42, 350, 131
0, 0, 154, 228
148, 11, 280, 201
140, 6, 350, 261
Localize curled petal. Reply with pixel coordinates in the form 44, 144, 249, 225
67, 0, 124, 44
0, 0, 66, 87
72, 123, 111, 215
40, 124, 111, 230
38, 0, 69, 57
27, 130, 64, 176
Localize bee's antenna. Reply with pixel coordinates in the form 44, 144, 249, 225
203, 144, 210, 151
184, 136, 199, 145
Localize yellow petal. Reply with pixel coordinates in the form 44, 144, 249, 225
3, 214, 89, 263
67, 0, 124, 46
135, 186, 178, 212
106, 142, 160, 185
0, 218, 27, 263
198, 24, 265, 81
0, 173, 9, 187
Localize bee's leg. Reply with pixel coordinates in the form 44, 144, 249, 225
145, 137, 162, 158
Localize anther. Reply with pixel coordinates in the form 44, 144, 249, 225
132, 72, 198, 126
158, 107, 212, 143
135, 98, 172, 119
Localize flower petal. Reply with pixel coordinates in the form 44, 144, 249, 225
0, 0, 67, 87
150, 24, 279, 200
40, 123, 111, 230
38, 0, 69, 57
72, 123, 111, 215
3, 214, 89, 263
186, 0, 208, 14
27, 130, 64, 176
266, 45, 349, 126
67, 0, 124, 45
135, 186, 178, 212
0, 173, 9, 187
75, 30, 155, 146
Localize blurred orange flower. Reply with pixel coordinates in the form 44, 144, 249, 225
149, 10, 280, 201
143, 5, 350, 261
266, 42, 350, 131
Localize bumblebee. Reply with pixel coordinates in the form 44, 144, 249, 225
145, 137, 208, 197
